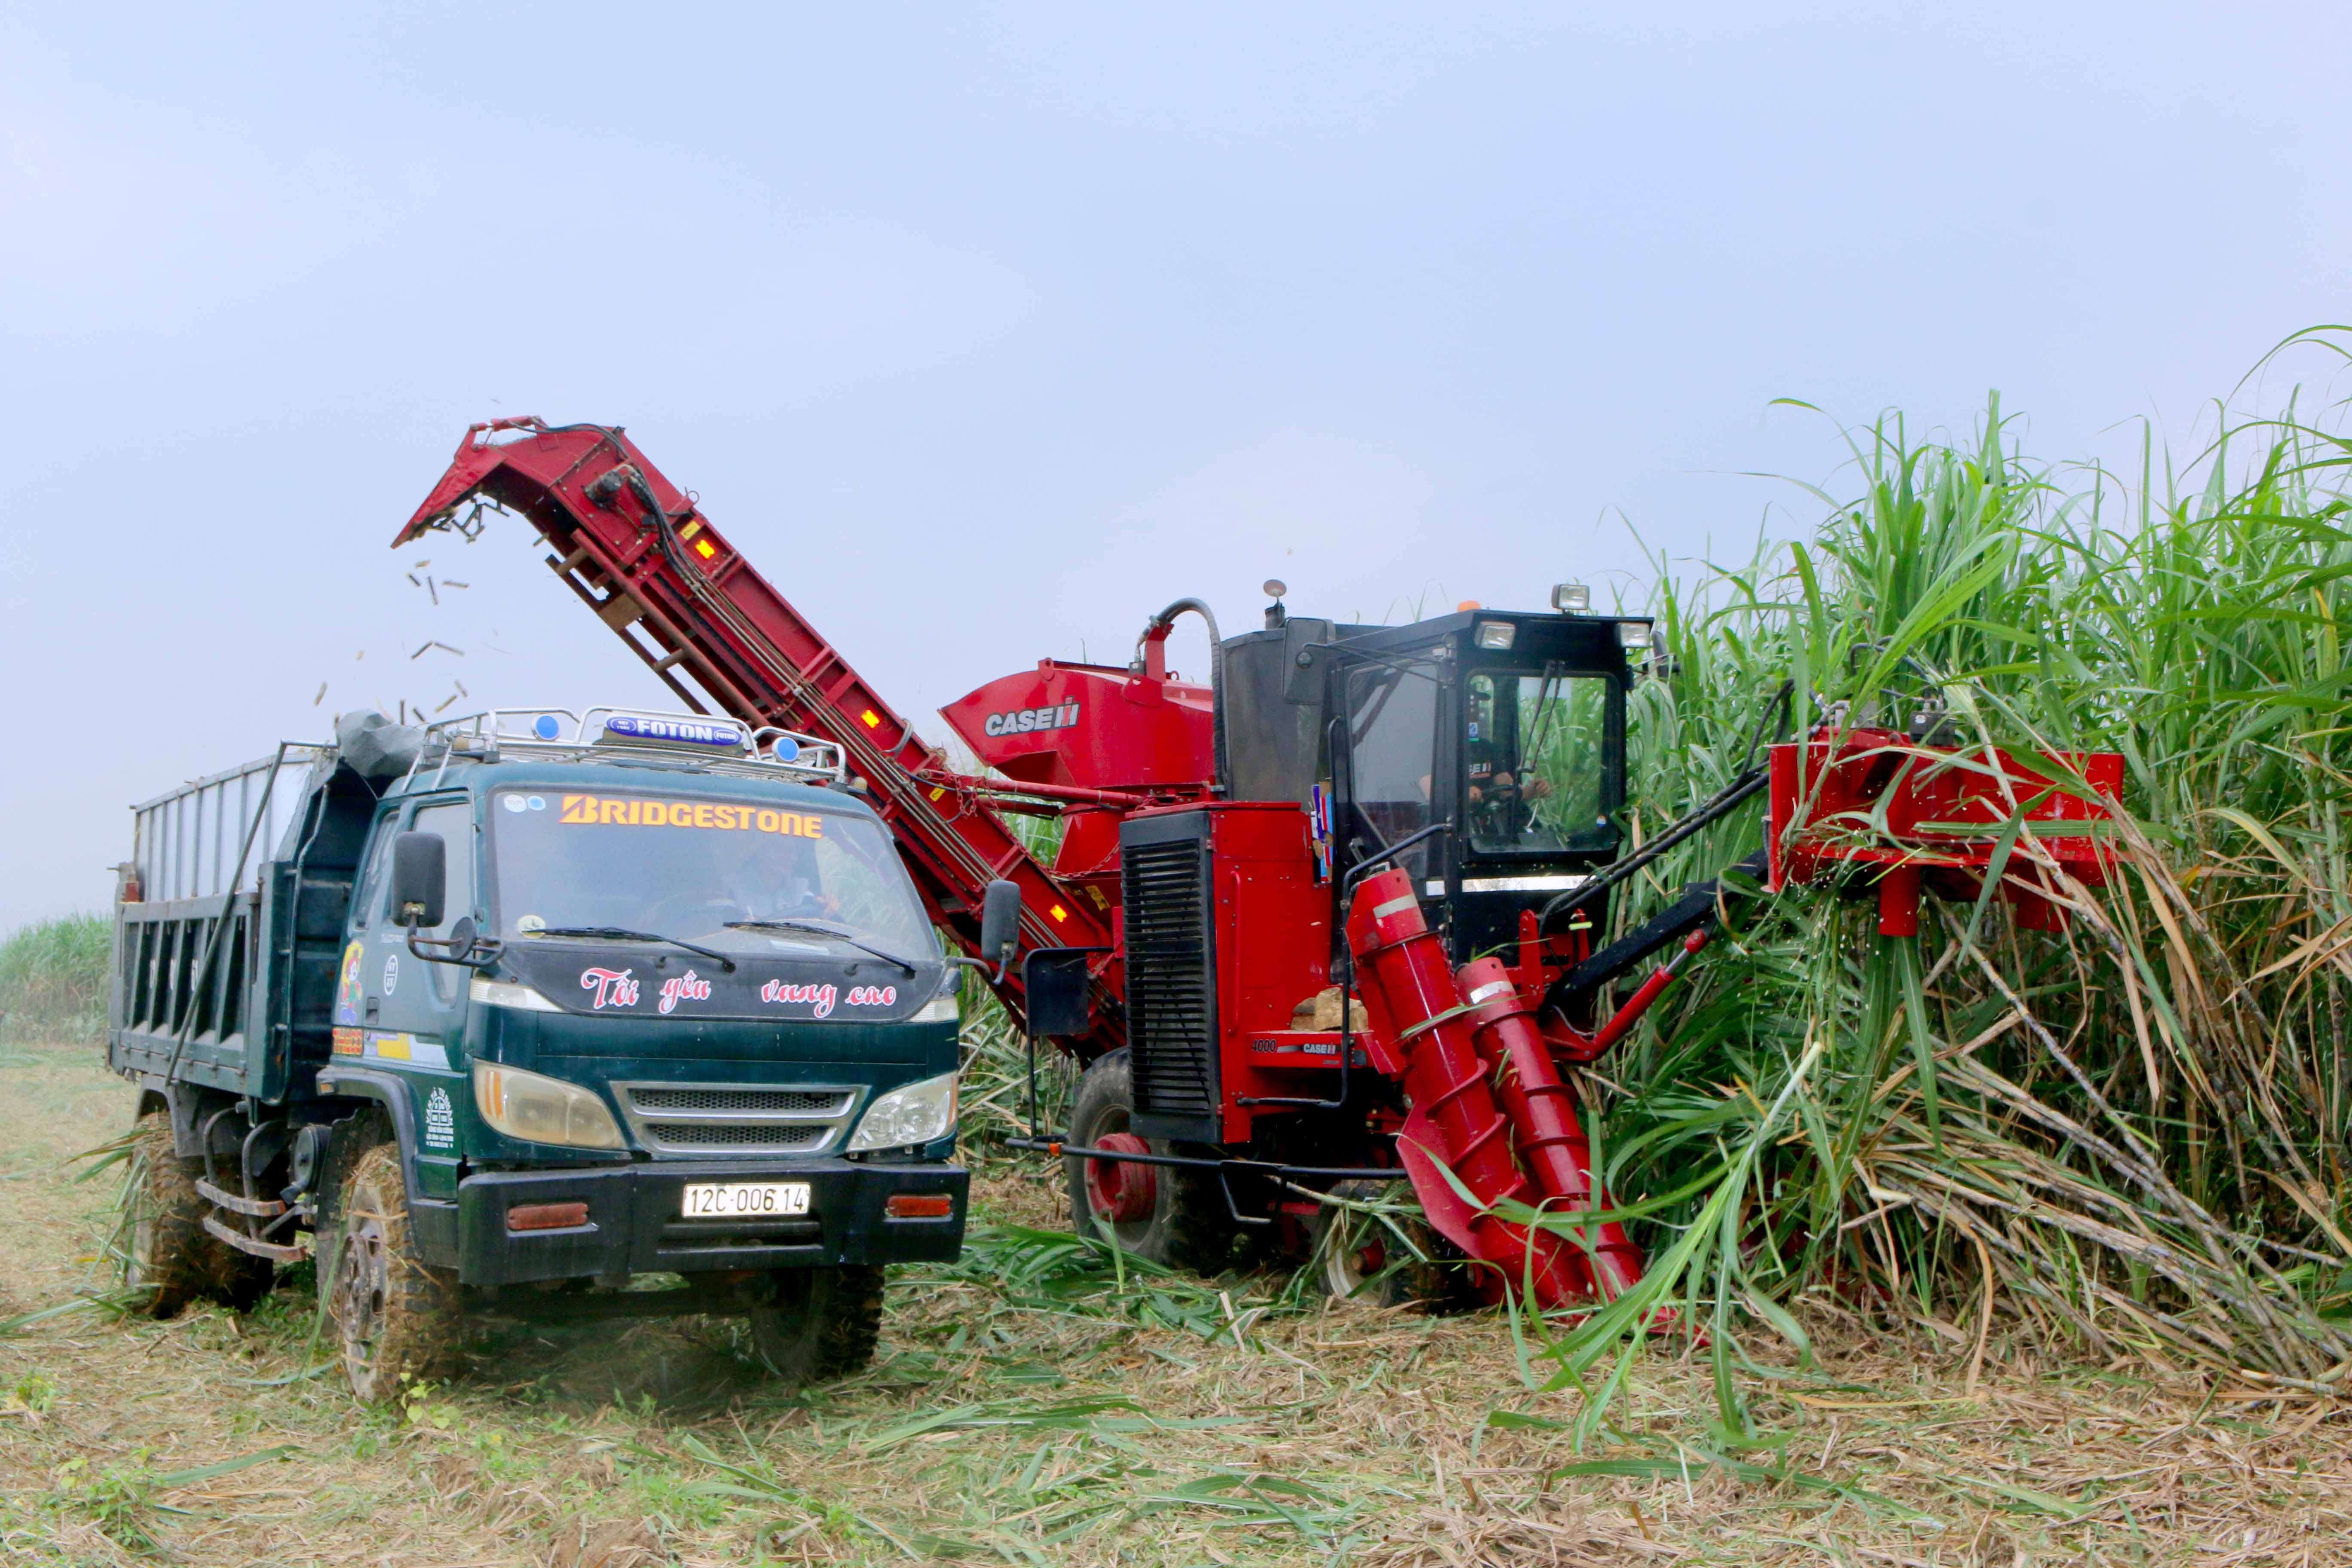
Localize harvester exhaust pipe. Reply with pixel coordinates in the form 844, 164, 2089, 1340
1137, 598, 1229, 794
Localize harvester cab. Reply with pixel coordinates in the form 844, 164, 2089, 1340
1289, 598, 1644, 966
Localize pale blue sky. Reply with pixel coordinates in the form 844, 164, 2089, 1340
4, 4, 2348, 926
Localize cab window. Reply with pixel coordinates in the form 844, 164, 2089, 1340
1464, 668, 1616, 854
349, 814, 400, 930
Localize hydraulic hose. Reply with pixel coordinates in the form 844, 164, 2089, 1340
1138, 597, 1228, 795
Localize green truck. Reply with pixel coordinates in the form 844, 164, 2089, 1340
110, 705, 1003, 1398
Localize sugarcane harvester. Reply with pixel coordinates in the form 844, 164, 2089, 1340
401, 419, 2122, 1313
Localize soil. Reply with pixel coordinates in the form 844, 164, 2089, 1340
2, 1038, 2347, 1566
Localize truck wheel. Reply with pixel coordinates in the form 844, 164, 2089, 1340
1306, 1179, 1479, 1311
323, 1139, 462, 1401
126, 1109, 268, 1316
746, 1265, 884, 1384
1063, 1050, 1235, 1274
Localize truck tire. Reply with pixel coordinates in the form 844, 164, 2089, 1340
746, 1265, 884, 1384
1063, 1050, 1235, 1274
322, 1138, 462, 1401
126, 1109, 269, 1317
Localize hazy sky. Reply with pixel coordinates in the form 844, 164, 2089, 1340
4, 5, 2348, 928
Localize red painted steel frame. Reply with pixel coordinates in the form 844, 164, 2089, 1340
1768, 727, 2123, 935
1346, 867, 1588, 1309
1458, 957, 1644, 1299
397, 419, 1118, 1049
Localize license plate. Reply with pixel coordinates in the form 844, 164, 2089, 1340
681, 1181, 811, 1219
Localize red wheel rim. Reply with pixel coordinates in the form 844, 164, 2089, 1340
1084, 1132, 1155, 1224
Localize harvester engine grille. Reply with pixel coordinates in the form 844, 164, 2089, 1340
1118, 815, 1219, 1139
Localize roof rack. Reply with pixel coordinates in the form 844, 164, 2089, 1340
403, 706, 848, 791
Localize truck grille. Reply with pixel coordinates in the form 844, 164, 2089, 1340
652, 1122, 833, 1152
611, 1082, 861, 1158
627, 1087, 850, 1117
1119, 815, 1219, 1137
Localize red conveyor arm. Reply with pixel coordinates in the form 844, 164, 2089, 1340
396, 418, 1118, 1050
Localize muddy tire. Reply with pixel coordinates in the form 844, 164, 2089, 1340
126, 1109, 268, 1317
323, 1138, 462, 1401
1306, 1179, 1479, 1311
1063, 1050, 1235, 1274
746, 1265, 884, 1384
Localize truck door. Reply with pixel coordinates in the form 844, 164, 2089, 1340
360, 795, 476, 1078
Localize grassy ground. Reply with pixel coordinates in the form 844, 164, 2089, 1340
1, 1040, 2347, 1566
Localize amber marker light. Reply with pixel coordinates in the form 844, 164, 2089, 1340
507, 1201, 589, 1231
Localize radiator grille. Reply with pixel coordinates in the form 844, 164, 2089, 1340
651, 1122, 833, 1151
612, 1081, 860, 1158
626, 1087, 851, 1117
1120, 825, 1219, 1125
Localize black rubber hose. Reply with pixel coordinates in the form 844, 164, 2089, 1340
1139, 598, 1228, 794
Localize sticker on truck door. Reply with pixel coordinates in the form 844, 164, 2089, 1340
361, 1031, 450, 1071
334, 942, 364, 1027
423, 1087, 456, 1148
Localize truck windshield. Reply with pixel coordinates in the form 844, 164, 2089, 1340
487, 789, 934, 959
1464, 668, 1617, 855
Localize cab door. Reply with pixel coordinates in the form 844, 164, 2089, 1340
364, 794, 477, 1073
350, 794, 477, 1199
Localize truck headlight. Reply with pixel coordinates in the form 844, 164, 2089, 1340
846, 1071, 959, 1152
472, 1061, 625, 1150
910, 992, 959, 1024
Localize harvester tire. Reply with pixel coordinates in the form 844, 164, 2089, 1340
1307, 1178, 1481, 1312
126, 1108, 270, 1317
747, 1265, 884, 1385
1064, 1050, 1235, 1274
322, 1136, 462, 1402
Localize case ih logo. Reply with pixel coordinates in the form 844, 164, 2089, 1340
983, 702, 1080, 738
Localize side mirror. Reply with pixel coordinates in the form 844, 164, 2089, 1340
977, 879, 1022, 980
1022, 949, 1093, 1038
389, 832, 447, 928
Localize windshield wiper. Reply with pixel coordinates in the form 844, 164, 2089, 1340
529, 926, 736, 973
726, 920, 919, 975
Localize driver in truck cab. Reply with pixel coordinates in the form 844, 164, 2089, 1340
728, 833, 840, 924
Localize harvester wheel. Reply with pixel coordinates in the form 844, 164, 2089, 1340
322, 1137, 462, 1401
746, 1265, 884, 1384
1307, 1179, 1479, 1311
1065, 1050, 1235, 1273
125, 1107, 270, 1316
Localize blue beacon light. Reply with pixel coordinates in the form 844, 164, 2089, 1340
533, 715, 561, 741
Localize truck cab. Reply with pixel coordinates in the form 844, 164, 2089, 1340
113, 706, 968, 1398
